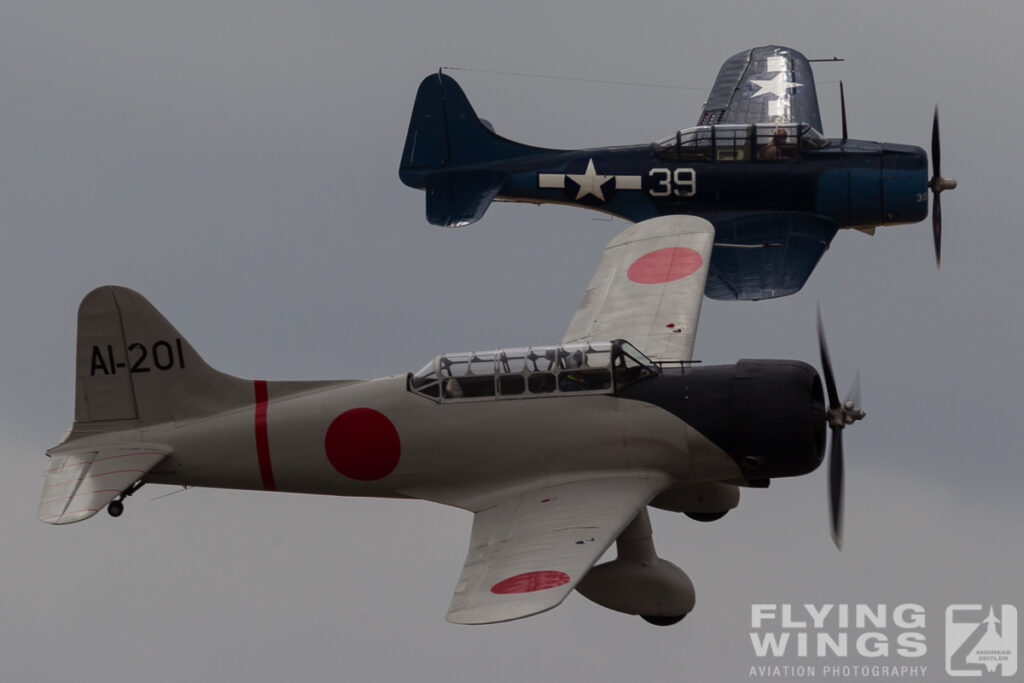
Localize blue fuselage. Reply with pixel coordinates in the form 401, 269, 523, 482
490, 139, 928, 230
402, 137, 928, 300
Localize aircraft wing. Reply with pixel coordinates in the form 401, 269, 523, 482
446, 474, 668, 624
38, 445, 169, 524
704, 212, 838, 301
698, 45, 823, 132
562, 215, 714, 362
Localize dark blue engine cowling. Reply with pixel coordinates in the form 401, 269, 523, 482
881, 143, 929, 226
620, 360, 826, 479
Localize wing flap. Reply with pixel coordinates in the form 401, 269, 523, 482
562, 215, 714, 361
38, 445, 169, 525
446, 474, 668, 625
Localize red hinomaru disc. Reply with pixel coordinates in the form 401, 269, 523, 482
324, 408, 401, 481
627, 247, 703, 284
490, 570, 571, 594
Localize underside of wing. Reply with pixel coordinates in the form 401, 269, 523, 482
446, 474, 669, 625
698, 45, 823, 132
705, 212, 838, 301
562, 215, 714, 362
38, 445, 170, 524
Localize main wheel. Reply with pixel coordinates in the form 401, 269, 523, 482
107, 500, 124, 517
685, 510, 727, 522
641, 614, 686, 626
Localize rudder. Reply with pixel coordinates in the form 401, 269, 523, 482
399, 73, 453, 172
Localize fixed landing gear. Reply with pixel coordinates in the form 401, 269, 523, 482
106, 480, 145, 518
642, 614, 686, 626
576, 509, 696, 625
107, 499, 124, 517
684, 510, 728, 522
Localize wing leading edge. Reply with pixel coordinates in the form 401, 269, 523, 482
563, 215, 714, 362
446, 474, 669, 625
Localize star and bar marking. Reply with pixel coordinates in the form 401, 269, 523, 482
747, 56, 805, 119
748, 72, 804, 100
538, 158, 642, 202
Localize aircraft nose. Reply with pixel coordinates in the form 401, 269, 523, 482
881, 144, 929, 225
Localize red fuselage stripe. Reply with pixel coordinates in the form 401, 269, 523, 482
254, 380, 277, 491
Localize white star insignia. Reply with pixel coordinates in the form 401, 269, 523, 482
566, 158, 612, 201
749, 72, 804, 100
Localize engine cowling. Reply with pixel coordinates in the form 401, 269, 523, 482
620, 359, 827, 480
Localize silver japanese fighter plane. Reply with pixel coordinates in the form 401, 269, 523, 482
39, 215, 862, 625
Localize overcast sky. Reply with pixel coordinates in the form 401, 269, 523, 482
2, 2, 1022, 681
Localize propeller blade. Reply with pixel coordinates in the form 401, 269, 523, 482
840, 81, 848, 142
932, 106, 942, 269
817, 306, 840, 410
829, 430, 844, 549
927, 106, 961, 268
818, 308, 857, 550
845, 369, 861, 408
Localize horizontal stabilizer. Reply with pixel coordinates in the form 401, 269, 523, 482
38, 445, 170, 524
425, 171, 507, 227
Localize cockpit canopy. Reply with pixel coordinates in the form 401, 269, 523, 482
410, 340, 658, 401
654, 123, 828, 162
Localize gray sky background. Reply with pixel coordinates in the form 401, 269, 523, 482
2, 2, 1022, 681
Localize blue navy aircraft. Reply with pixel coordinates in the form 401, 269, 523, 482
399, 46, 956, 301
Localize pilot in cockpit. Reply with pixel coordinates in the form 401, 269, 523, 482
760, 128, 789, 160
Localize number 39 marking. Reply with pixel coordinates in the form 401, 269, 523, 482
648, 168, 697, 198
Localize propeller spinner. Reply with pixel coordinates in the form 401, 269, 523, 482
928, 106, 958, 269
817, 308, 865, 550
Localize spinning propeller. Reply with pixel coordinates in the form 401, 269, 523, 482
928, 106, 958, 269
817, 308, 865, 550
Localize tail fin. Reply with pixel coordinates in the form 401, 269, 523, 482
73, 286, 251, 432
399, 72, 558, 227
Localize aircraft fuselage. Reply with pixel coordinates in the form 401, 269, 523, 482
59, 362, 825, 511
458, 139, 929, 231
402, 136, 928, 300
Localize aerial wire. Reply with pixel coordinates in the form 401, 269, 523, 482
439, 66, 708, 91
